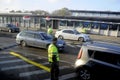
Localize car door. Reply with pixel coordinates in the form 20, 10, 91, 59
67, 30, 77, 40
62, 30, 75, 40
34, 33, 47, 48
62, 30, 71, 39
25, 33, 35, 46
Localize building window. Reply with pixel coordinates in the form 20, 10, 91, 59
59, 20, 66, 26
100, 23, 108, 30
67, 21, 73, 27
91, 22, 100, 29
109, 24, 118, 31
83, 22, 91, 28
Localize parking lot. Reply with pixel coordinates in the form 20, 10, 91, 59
0, 31, 120, 80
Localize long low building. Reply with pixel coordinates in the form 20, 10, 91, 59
0, 10, 120, 37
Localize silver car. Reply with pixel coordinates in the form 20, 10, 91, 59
74, 41, 120, 80
55, 29, 90, 42
16, 30, 65, 51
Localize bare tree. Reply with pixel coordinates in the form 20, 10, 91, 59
51, 8, 72, 16
16, 10, 22, 13
30, 10, 49, 15
9, 10, 15, 13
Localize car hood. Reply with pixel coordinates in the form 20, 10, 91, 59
47, 38, 65, 45
45, 38, 65, 45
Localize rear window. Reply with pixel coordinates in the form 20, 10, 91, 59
88, 50, 120, 66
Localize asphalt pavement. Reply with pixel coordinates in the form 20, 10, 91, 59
0, 37, 17, 50
89, 34, 120, 44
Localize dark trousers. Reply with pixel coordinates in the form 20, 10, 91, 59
50, 62, 59, 80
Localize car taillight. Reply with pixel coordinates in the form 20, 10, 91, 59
77, 49, 83, 59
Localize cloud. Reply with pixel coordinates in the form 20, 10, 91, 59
0, 0, 15, 4
48, 0, 70, 3
48, 0, 59, 2
0, 0, 20, 11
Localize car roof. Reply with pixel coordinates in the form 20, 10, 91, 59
83, 41, 120, 54
21, 30, 45, 34
61, 29, 76, 31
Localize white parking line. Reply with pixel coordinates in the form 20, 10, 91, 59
1, 64, 34, 71
44, 73, 76, 80
59, 73, 76, 80
19, 70, 46, 77
19, 66, 70, 77
0, 59, 23, 64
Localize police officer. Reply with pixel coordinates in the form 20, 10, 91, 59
47, 26, 53, 35
48, 38, 59, 80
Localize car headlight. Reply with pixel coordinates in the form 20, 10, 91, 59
57, 44, 63, 46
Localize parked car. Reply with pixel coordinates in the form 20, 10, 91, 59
74, 41, 120, 80
0, 24, 20, 33
16, 30, 65, 51
55, 29, 90, 42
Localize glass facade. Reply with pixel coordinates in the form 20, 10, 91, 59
0, 13, 120, 33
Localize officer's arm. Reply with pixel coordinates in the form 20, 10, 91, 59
52, 52, 57, 62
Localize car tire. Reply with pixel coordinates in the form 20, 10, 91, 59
58, 35, 64, 40
78, 37, 84, 42
76, 67, 94, 80
21, 41, 27, 47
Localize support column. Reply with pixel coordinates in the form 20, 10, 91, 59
116, 25, 119, 37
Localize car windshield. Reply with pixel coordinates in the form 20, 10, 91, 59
7, 24, 17, 28
40, 32, 52, 40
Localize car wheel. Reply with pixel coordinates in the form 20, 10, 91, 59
58, 35, 64, 40
8, 29, 12, 33
21, 41, 27, 47
76, 67, 93, 80
78, 37, 84, 42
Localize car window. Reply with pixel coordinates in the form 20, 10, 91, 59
26, 33, 34, 38
63, 30, 69, 33
34, 33, 42, 39
74, 30, 80, 34
68, 30, 74, 34
19, 31, 26, 36
88, 50, 119, 65
63, 30, 74, 34
7, 24, 17, 28
40, 32, 52, 40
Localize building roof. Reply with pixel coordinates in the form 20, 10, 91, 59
70, 10, 120, 14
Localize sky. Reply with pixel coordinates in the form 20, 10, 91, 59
0, 0, 120, 13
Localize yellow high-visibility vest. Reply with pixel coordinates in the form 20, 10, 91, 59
48, 44, 59, 62
47, 28, 53, 35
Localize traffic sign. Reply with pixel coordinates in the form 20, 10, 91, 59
23, 16, 30, 20
45, 16, 50, 21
